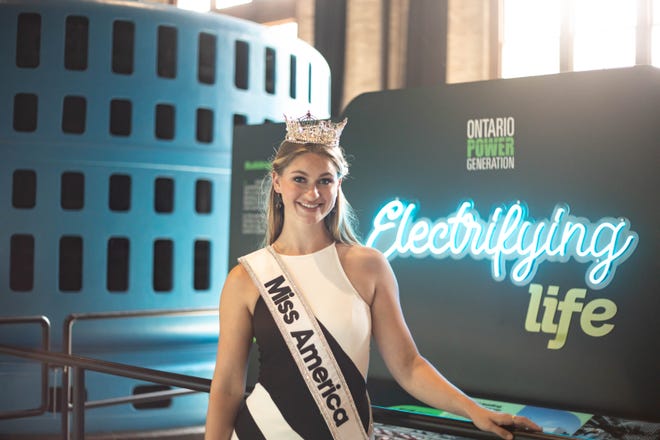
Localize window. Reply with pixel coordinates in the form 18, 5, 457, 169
154, 177, 174, 213
501, 0, 653, 78
65, 15, 89, 71
265, 47, 276, 94
109, 174, 131, 211
155, 103, 175, 140
195, 179, 212, 213
573, 0, 636, 71
16, 13, 41, 68
107, 237, 129, 292
233, 113, 247, 126
132, 385, 172, 409
153, 239, 173, 292
235, 40, 249, 89
194, 240, 211, 290
62, 96, 87, 134
289, 55, 297, 98
61, 171, 85, 210
501, 0, 560, 78
307, 63, 312, 103
198, 32, 216, 84
196, 108, 214, 143
112, 20, 135, 74
13, 93, 38, 132
12, 169, 36, 209
110, 99, 132, 136
10, 234, 34, 292
59, 236, 83, 292
157, 26, 177, 78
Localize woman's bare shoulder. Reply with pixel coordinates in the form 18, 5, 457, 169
337, 243, 391, 273
221, 263, 259, 308
225, 263, 253, 287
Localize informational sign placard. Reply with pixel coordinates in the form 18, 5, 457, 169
390, 400, 593, 436
229, 124, 284, 267
229, 67, 659, 422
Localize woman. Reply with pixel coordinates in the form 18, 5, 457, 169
205, 114, 541, 439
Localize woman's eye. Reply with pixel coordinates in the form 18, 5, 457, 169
293, 176, 305, 183
320, 178, 333, 185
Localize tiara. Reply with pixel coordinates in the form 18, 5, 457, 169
284, 111, 347, 147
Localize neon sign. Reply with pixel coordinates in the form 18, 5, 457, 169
365, 199, 638, 290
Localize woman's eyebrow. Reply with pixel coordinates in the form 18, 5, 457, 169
290, 170, 334, 177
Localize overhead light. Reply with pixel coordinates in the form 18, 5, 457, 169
177, 0, 212, 13
216, 0, 253, 9
177, 0, 253, 13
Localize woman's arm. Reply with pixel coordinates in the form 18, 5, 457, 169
366, 249, 541, 440
205, 265, 257, 440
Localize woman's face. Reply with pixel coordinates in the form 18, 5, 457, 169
273, 152, 341, 226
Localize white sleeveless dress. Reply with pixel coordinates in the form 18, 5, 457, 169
232, 243, 372, 439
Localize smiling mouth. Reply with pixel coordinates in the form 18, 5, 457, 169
299, 202, 322, 209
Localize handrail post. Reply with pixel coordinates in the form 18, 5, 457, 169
39, 317, 50, 413
62, 316, 74, 440
61, 377, 70, 440
72, 366, 85, 440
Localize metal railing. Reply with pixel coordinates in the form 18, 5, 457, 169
0, 311, 575, 440
0, 343, 211, 440
0, 315, 51, 420
60, 308, 217, 437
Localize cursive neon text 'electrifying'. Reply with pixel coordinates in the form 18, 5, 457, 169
365, 199, 638, 290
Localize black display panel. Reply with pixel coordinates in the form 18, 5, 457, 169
340, 67, 659, 422
229, 67, 660, 423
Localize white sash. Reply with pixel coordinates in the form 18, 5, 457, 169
239, 246, 369, 440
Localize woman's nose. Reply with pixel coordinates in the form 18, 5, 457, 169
306, 185, 319, 198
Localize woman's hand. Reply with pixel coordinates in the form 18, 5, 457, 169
468, 405, 543, 440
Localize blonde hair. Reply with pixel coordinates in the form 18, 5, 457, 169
263, 141, 361, 246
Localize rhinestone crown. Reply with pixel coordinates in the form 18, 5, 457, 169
284, 112, 347, 147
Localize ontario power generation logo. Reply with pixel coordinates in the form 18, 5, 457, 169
466, 116, 515, 171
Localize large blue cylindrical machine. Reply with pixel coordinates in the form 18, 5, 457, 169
0, 0, 330, 435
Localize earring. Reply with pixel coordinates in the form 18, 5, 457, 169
275, 193, 283, 209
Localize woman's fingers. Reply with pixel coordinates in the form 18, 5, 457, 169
484, 412, 543, 439
511, 414, 543, 432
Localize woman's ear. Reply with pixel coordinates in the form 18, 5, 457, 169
272, 171, 281, 192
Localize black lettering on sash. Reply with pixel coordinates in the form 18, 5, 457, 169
264, 275, 295, 305
300, 342, 322, 370
327, 394, 341, 410
291, 330, 323, 370
334, 408, 349, 426
284, 310, 299, 324
274, 290, 354, 430
277, 300, 294, 314
291, 329, 313, 349
264, 275, 292, 297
